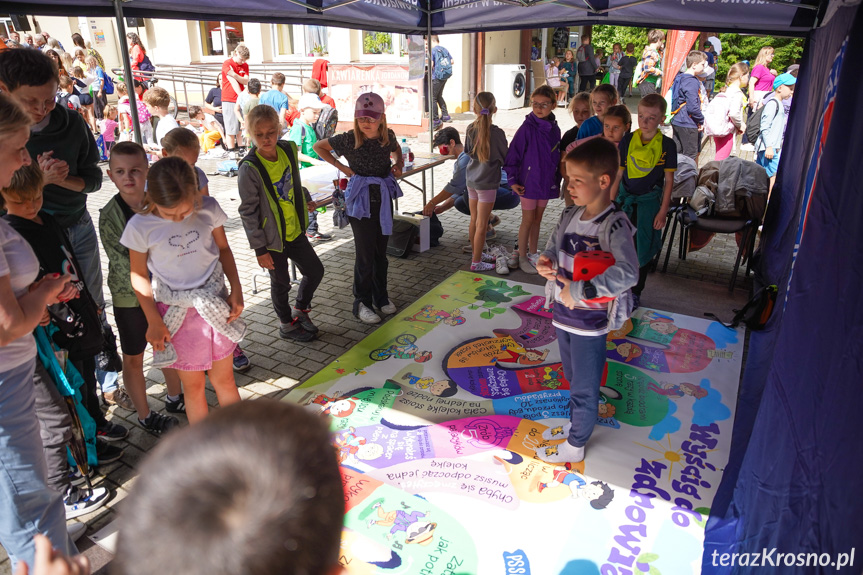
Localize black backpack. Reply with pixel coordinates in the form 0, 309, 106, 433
705, 284, 777, 331
745, 99, 780, 145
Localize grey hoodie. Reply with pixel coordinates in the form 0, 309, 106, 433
542, 204, 639, 331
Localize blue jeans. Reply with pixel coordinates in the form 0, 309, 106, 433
454, 187, 521, 215
65, 212, 118, 393
0, 359, 75, 569
556, 328, 608, 447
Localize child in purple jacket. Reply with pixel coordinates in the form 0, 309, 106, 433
504, 85, 562, 274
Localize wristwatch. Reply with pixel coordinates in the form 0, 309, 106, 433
583, 280, 598, 300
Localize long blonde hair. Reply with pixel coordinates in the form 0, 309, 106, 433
753, 46, 774, 69
352, 116, 390, 149
468, 92, 496, 164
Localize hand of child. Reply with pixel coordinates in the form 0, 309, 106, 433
556, 274, 578, 309
535, 254, 557, 281
340, 164, 355, 178
391, 164, 403, 178
256, 253, 275, 270
307, 200, 318, 211
226, 290, 244, 324
14, 534, 90, 575
511, 184, 525, 196
653, 207, 669, 230
765, 147, 775, 160
146, 320, 171, 352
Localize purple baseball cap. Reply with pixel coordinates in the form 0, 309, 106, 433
355, 92, 385, 120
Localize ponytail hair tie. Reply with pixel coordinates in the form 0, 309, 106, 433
480, 107, 490, 115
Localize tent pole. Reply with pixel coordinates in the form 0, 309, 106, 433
427, 14, 434, 153
113, 0, 142, 145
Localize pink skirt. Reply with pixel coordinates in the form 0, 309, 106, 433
156, 303, 237, 371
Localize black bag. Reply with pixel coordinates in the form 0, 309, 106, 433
705, 284, 777, 331
386, 219, 419, 258
745, 99, 780, 145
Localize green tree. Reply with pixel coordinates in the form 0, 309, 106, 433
590, 26, 652, 60
713, 34, 803, 88
363, 31, 393, 55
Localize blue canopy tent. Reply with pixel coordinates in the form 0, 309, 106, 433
8, 0, 862, 569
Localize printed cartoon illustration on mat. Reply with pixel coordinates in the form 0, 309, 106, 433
286, 272, 743, 574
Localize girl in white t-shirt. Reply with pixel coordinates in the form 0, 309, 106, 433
121, 157, 244, 423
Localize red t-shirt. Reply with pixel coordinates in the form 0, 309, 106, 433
221, 58, 249, 103
321, 94, 336, 108
284, 106, 300, 128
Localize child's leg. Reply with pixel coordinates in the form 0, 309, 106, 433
565, 331, 608, 447
471, 191, 495, 264
123, 352, 151, 420
371, 215, 391, 308
348, 216, 377, 313
468, 195, 478, 258
206, 355, 241, 409
163, 369, 183, 398
287, 236, 325, 311
528, 201, 548, 254
265, 248, 296, 327
518, 201, 537, 258
175, 370, 211, 424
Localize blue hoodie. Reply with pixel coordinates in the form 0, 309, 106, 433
671, 73, 705, 129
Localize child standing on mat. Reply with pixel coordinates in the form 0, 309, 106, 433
313, 92, 404, 325
504, 85, 561, 275
101, 142, 184, 432
611, 93, 676, 306
535, 138, 638, 464
238, 105, 324, 343
122, 157, 244, 424
464, 92, 508, 272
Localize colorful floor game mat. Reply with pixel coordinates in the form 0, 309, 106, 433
286, 271, 744, 574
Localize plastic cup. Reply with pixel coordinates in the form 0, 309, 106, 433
339, 178, 348, 190
439, 145, 449, 155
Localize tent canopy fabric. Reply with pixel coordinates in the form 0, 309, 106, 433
8, 0, 820, 35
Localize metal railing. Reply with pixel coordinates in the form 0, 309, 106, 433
112, 62, 320, 121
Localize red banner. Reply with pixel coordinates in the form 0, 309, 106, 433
662, 30, 700, 99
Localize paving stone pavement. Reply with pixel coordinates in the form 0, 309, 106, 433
1, 103, 754, 572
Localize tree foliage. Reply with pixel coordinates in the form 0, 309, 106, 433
713, 34, 804, 88
590, 25, 652, 59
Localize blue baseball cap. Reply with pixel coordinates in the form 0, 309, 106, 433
773, 73, 797, 90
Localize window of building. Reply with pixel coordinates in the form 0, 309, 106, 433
198, 20, 245, 58
0, 17, 14, 37
362, 32, 408, 57
272, 24, 328, 57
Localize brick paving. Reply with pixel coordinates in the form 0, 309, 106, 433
1, 103, 753, 573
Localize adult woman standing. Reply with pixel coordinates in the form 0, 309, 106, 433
560, 49, 577, 101
126, 32, 149, 83
748, 46, 777, 111
0, 92, 77, 571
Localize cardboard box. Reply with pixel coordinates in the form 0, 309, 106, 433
394, 212, 430, 253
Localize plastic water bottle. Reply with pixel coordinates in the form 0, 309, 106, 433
401, 138, 413, 170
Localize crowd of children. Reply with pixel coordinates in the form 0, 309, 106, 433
0, 33, 800, 573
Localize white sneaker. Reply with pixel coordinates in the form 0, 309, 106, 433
378, 300, 397, 315
507, 250, 519, 270
65, 485, 109, 520
519, 255, 538, 275
495, 254, 510, 275
67, 522, 87, 542
356, 303, 381, 324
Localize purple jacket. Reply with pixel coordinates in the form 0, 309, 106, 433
504, 112, 562, 201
